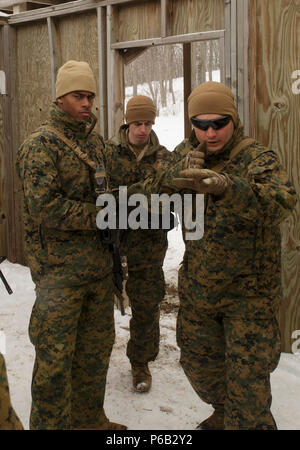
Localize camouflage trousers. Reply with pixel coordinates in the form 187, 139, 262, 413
126, 266, 165, 364
177, 267, 281, 430
0, 353, 23, 430
29, 277, 115, 430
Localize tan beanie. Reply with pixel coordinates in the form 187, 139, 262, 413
125, 95, 156, 124
188, 81, 238, 124
55, 60, 96, 99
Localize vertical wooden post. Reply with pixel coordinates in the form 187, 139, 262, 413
183, 43, 192, 138
224, 0, 231, 88
47, 16, 60, 103
161, 0, 171, 38
107, 4, 124, 138
97, 5, 108, 138
2, 24, 22, 263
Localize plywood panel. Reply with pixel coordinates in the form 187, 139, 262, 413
116, 1, 161, 42
249, 0, 300, 352
57, 11, 102, 133
171, 0, 225, 35
16, 22, 51, 143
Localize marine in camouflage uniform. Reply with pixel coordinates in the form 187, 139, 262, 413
15, 61, 126, 430
0, 353, 23, 430
104, 96, 171, 392
141, 82, 297, 429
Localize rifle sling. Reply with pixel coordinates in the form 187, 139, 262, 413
211, 137, 255, 173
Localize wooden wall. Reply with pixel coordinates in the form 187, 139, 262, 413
170, 0, 224, 34
16, 12, 100, 145
249, 0, 300, 352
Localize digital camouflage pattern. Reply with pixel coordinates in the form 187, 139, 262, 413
177, 271, 281, 429
16, 104, 116, 429
29, 278, 115, 430
0, 353, 23, 430
104, 125, 170, 363
16, 103, 113, 288
141, 120, 297, 429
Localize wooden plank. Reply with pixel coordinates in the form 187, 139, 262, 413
107, 4, 124, 137
57, 11, 101, 132
8, 0, 106, 24
170, 0, 224, 35
0, 27, 8, 258
242, 0, 250, 135
248, 0, 257, 139
97, 5, 107, 137
116, 0, 161, 42
16, 22, 51, 141
2, 25, 20, 262
111, 30, 225, 49
161, 0, 169, 38
183, 43, 192, 138
248, 0, 300, 352
224, 0, 231, 87
47, 16, 60, 102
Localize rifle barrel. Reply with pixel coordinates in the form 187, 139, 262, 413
0, 270, 13, 295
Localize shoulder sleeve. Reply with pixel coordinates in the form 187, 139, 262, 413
217, 148, 297, 225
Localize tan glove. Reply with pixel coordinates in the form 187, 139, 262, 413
184, 142, 206, 169
173, 168, 229, 196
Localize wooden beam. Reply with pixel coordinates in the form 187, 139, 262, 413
13, 3, 28, 14
161, 0, 168, 38
111, 30, 225, 49
183, 43, 192, 138
97, 5, 107, 137
2, 24, 21, 263
47, 16, 60, 102
224, 0, 231, 88
107, 4, 124, 137
8, 0, 106, 25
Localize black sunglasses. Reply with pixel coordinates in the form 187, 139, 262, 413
191, 115, 231, 131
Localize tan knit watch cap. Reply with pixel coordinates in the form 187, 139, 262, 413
55, 60, 96, 99
125, 95, 157, 124
188, 81, 238, 125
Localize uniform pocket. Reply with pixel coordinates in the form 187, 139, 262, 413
28, 300, 46, 347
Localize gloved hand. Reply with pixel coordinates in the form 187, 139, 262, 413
184, 142, 206, 169
173, 168, 229, 195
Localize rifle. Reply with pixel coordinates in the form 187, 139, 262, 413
95, 165, 128, 315
0, 257, 13, 295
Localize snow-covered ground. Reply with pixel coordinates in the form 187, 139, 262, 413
1, 79, 300, 432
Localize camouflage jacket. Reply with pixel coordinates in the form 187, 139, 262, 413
142, 126, 297, 292
0, 353, 23, 430
104, 125, 171, 269
16, 104, 113, 288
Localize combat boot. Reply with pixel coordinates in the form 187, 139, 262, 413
196, 406, 224, 430
131, 362, 152, 393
